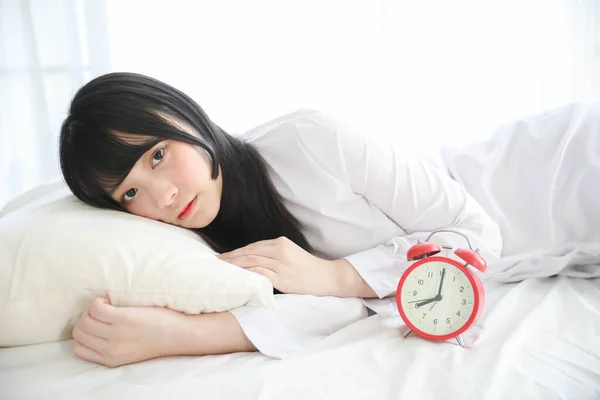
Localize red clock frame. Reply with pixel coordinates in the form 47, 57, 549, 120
396, 256, 485, 341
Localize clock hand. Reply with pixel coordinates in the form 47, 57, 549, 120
410, 269, 447, 308
415, 297, 438, 308
409, 270, 446, 308
408, 297, 436, 304
437, 268, 446, 297
429, 300, 437, 312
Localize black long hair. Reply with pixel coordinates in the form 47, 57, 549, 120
59, 72, 312, 255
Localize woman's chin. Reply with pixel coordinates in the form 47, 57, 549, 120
180, 208, 219, 229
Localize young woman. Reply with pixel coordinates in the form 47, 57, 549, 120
58, 72, 502, 368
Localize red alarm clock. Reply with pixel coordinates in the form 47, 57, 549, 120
396, 229, 487, 347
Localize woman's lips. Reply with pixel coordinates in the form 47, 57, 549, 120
178, 196, 197, 220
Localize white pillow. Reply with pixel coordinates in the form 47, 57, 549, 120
440, 102, 600, 257
0, 179, 275, 347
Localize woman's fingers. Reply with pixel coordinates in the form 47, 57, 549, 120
72, 323, 109, 355
219, 246, 281, 263
79, 309, 112, 340
73, 340, 105, 365
220, 253, 282, 289
218, 239, 280, 260
246, 267, 280, 288
221, 254, 281, 273
71, 298, 117, 365
88, 297, 120, 324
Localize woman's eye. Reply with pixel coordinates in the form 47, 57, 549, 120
152, 148, 165, 167
123, 188, 137, 202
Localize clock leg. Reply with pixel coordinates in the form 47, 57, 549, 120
455, 335, 464, 348
403, 329, 412, 338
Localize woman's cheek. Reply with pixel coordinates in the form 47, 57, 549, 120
130, 203, 159, 221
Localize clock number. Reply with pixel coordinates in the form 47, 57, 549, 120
462, 299, 466, 305
446, 318, 450, 324
413, 290, 417, 296
460, 286, 464, 292
453, 276, 456, 282
456, 311, 461, 316
418, 279, 424, 285
428, 272, 433, 278
422, 313, 426, 319
433, 318, 438, 325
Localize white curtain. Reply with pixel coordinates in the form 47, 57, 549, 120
0, 0, 111, 208
2, 0, 599, 208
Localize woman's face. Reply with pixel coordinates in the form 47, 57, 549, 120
109, 122, 223, 229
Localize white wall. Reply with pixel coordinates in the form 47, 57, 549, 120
105, 0, 600, 150
2, 0, 600, 208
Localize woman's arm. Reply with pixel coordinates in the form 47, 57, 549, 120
316, 113, 503, 299
220, 110, 500, 300
73, 294, 367, 367
71, 297, 257, 368
329, 258, 379, 298
173, 311, 257, 356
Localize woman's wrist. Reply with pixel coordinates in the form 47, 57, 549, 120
328, 258, 378, 298
171, 311, 257, 357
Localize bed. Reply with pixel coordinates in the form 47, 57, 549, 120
2, 102, 600, 399
1, 275, 599, 399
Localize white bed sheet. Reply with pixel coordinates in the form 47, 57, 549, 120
1, 276, 599, 400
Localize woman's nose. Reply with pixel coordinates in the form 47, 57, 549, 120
150, 180, 178, 208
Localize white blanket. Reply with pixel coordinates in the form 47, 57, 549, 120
441, 102, 600, 282
2, 103, 600, 399
1, 276, 598, 399
485, 242, 600, 283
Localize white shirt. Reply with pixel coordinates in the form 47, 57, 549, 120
228, 109, 503, 359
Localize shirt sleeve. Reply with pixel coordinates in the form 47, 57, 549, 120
228, 294, 368, 359
227, 109, 502, 357
317, 113, 503, 300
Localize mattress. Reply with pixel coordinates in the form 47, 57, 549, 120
1, 275, 599, 400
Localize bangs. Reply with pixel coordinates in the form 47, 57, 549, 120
59, 72, 220, 210
61, 121, 165, 208
78, 127, 159, 198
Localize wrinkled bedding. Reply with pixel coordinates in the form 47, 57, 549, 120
1, 276, 598, 400
2, 102, 600, 399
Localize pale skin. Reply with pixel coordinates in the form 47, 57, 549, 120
73, 120, 381, 368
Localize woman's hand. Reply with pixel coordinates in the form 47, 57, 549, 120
72, 297, 187, 368
218, 236, 340, 296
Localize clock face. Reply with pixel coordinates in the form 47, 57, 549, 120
399, 260, 475, 336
